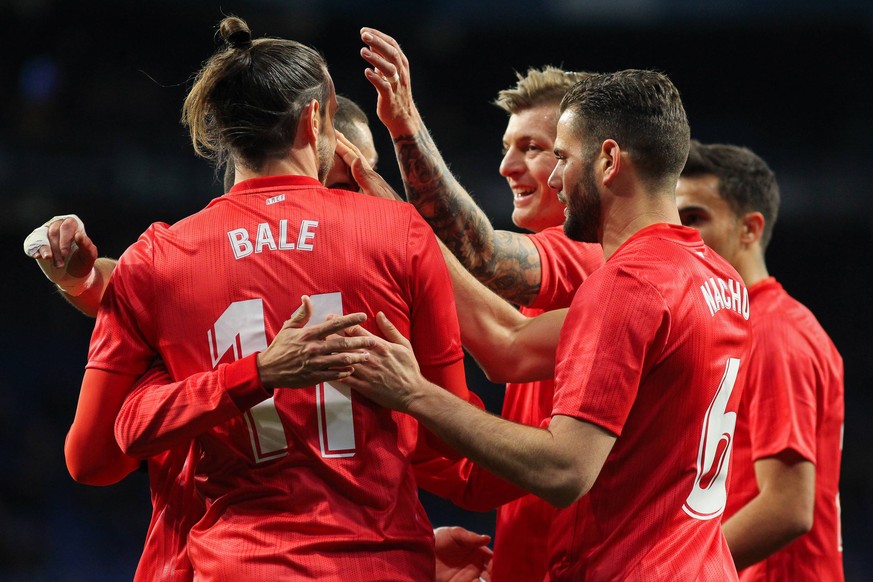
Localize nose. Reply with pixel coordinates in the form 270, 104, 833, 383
499, 147, 523, 178
548, 164, 562, 192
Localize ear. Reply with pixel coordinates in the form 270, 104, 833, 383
740, 211, 765, 246
600, 139, 621, 186
302, 98, 321, 144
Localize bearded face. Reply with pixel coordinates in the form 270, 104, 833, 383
563, 158, 601, 243
316, 125, 335, 184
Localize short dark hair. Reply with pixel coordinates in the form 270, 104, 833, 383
334, 95, 370, 149
182, 16, 330, 172
682, 140, 780, 250
560, 69, 690, 190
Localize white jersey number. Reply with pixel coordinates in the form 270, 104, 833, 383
208, 293, 356, 463
683, 357, 740, 520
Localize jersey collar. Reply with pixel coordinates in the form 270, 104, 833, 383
228, 175, 322, 195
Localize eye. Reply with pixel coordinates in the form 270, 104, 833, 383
680, 212, 704, 227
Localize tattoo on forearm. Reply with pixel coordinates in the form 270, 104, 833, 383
394, 128, 542, 307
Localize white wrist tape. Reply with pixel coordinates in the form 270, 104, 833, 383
23, 214, 96, 295
22, 214, 85, 257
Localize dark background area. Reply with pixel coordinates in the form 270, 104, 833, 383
2, 1, 871, 580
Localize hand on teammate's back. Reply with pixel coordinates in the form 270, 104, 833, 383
256, 295, 375, 391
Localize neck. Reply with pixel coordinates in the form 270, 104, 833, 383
234, 145, 320, 185
732, 250, 770, 287
601, 191, 681, 260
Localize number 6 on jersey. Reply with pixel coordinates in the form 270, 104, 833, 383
683, 357, 740, 520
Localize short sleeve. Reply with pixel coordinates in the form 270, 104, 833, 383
552, 265, 670, 436
87, 224, 162, 375
528, 227, 603, 310
744, 323, 818, 463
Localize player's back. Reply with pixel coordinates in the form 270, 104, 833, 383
549, 224, 750, 581
108, 175, 459, 581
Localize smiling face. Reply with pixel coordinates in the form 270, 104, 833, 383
498, 104, 567, 233
676, 174, 743, 265
549, 110, 601, 243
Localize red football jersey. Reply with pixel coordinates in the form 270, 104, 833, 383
89, 175, 466, 581
549, 224, 750, 581
492, 226, 603, 582
124, 362, 202, 581
725, 277, 844, 581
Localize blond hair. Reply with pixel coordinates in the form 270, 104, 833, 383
494, 66, 592, 114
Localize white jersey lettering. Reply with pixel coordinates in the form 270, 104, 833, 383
227, 219, 318, 260
700, 277, 749, 320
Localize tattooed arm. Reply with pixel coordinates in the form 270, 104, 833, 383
360, 27, 544, 307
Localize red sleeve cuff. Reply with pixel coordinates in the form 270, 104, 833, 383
224, 353, 270, 411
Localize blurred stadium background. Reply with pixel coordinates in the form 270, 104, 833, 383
2, 1, 871, 579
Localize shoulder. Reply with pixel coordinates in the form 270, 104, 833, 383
531, 226, 602, 256
752, 284, 836, 354
120, 222, 171, 260
113, 222, 172, 280
530, 225, 590, 248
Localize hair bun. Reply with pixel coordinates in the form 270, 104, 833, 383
227, 30, 252, 49
219, 16, 252, 49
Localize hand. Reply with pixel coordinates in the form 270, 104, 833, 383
434, 526, 493, 582
335, 131, 402, 201
341, 311, 429, 412
23, 214, 99, 295
256, 296, 375, 390
359, 27, 421, 137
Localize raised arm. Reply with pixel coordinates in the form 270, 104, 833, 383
23, 214, 116, 317
360, 28, 544, 306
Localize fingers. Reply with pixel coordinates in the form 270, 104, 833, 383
449, 526, 492, 546
336, 131, 369, 169
361, 27, 409, 72
322, 334, 376, 356
287, 295, 314, 328
314, 312, 369, 340
335, 132, 369, 187
47, 217, 83, 268
360, 28, 407, 89
376, 312, 412, 349
341, 322, 375, 339
360, 45, 398, 80
362, 62, 393, 96
73, 230, 100, 266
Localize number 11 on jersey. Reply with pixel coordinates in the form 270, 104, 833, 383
208, 293, 357, 463
308, 293, 356, 458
